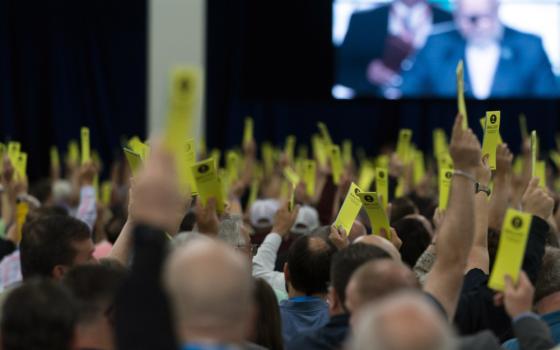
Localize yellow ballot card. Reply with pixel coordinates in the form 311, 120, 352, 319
358, 162, 375, 192
302, 160, 316, 197
68, 140, 79, 165
50, 146, 60, 170
225, 150, 240, 186
433, 129, 448, 158
375, 167, 389, 208
297, 145, 309, 161
479, 117, 503, 145
262, 143, 274, 174
128, 137, 149, 160
210, 149, 221, 168
342, 140, 352, 165
358, 192, 391, 239
531, 131, 538, 177
456, 60, 468, 129
288, 183, 296, 212
284, 135, 296, 163
16, 202, 29, 243
181, 139, 197, 194
101, 181, 112, 206
123, 148, 142, 176
333, 182, 363, 235
519, 114, 528, 140
317, 122, 333, 146
243, 117, 254, 147
81, 127, 90, 165
488, 209, 533, 291
413, 149, 426, 185
191, 158, 225, 213
396, 129, 412, 163
330, 145, 343, 185
536, 160, 546, 188
7, 142, 20, 166
312, 134, 327, 167
481, 111, 501, 170
438, 168, 454, 210
550, 151, 560, 169
16, 152, 27, 179
283, 167, 301, 185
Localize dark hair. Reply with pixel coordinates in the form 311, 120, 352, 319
392, 217, 431, 267
20, 215, 91, 279
29, 178, 53, 204
253, 278, 284, 350
330, 243, 391, 308
1, 279, 77, 350
390, 197, 418, 224
62, 264, 127, 325
287, 235, 336, 295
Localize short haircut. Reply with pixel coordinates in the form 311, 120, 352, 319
20, 215, 91, 279
1, 279, 77, 350
331, 243, 391, 307
253, 278, 284, 350
535, 247, 560, 303
392, 217, 431, 267
62, 264, 127, 325
390, 197, 418, 224
287, 235, 336, 295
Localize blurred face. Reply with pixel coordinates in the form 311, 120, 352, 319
72, 238, 97, 265
455, 0, 501, 44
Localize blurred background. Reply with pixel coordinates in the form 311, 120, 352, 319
2, 0, 560, 181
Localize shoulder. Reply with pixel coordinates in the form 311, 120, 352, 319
501, 338, 519, 350
503, 27, 544, 49
431, 5, 453, 21
348, 5, 390, 24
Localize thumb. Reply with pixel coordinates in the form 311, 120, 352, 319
527, 177, 540, 192
504, 274, 515, 292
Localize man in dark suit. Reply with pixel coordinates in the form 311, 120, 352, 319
401, 0, 559, 98
336, 0, 453, 98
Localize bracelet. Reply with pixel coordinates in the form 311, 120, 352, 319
453, 169, 477, 183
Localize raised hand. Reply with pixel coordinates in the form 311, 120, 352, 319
449, 114, 482, 172
522, 177, 554, 220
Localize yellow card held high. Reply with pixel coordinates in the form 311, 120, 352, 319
438, 168, 453, 210
481, 111, 501, 170
396, 129, 412, 163
488, 209, 532, 291
358, 192, 391, 239
333, 182, 363, 236
81, 127, 91, 165
330, 145, 343, 185
243, 116, 254, 147
302, 160, 316, 197
375, 167, 389, 208
191, 158, 225, 213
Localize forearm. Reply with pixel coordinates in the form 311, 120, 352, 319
252, 233, 282, 276
74, 186, 97, 231
108, 219, 135, 267
488, 174, 510, 230
466, 192, 490, 273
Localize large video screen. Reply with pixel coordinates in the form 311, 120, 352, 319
333, 0, 560, 99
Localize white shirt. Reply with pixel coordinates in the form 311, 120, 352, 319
252, 233, 286, 293
466, 41, 501, 99
388, 1, 433, 49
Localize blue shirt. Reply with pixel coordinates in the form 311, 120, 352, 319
503, 310, 560, 349
286, 313, 350, 350
279, 296, 330, 345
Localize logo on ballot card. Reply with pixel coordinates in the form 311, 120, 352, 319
511, 216, 523, 229
198, 164, 209, 174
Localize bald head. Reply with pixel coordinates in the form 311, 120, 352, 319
165, 239, 253, 343
348, 220, 367, 242
345, 260, 419, 314
353, 235, 401, 261
349, 292, 457, 350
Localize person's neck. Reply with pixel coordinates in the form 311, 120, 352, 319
287, 286, 325, 299
76, 320, 114, 350
536, 292, 560, 315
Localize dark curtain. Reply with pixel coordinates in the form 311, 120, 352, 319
0, 0, 147, 181
206, 0, 560, 158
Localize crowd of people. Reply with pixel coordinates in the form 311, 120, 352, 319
1, 113, 560, 350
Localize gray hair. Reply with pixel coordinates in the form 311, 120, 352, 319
171, 231, 210, 249
535, 247, 560, 302
348, 291, 458, 350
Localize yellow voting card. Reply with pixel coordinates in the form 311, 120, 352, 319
481, 111, 501, 170
358, 162, 375, 192
375, 167, 389, 208
101, 181, 112, 206
191, 158, 225, 213
16, 152, 27, 180
243, 116, 254, 147
68, 140, 79, 165
123, 148, 142, 176
413, 149, 426, 185
438, 168, 453, 210
283, 167, 300, 185
50, 146, 60, 171
262, 143, 274, 174
333, 183, 363, 236
7, 142, 20, 167
225, 150, 240, 186
488, 209, 532, 291
358, 192, 391, 239
302, 160, 316, 197
288, 183, 296, 212
456, 60, 468, 129
317, 122, 333, 146
180, 138, 197, 194
550, 151, 560, 169
479, 116, 503, 145
81, 127, 90, 165
284, 135, 296, 163
396, 129, 412, 163
330, 145, 343, 185
531, 131, 537, 177
312, 134, 327, 167
433, 129, 448, 158
16, 202, 29, 244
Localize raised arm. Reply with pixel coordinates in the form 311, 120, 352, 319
488, 144, 513, 231
424, 114, 481, 321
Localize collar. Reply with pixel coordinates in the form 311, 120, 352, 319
392, 1, 429, 17
541, 310, 560, 326
289, 296, 322, 303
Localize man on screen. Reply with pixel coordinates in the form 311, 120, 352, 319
400, 0, 559, 98
336, 0, 453, 98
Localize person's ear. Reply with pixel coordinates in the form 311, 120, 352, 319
51, 265, 68, 281
328, 287, 341, 314
283, 262, 290, 282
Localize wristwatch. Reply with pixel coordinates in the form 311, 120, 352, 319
475, 182, 491, 196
